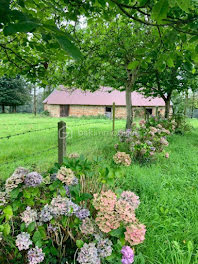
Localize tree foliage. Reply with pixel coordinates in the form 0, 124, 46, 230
0, 0, 197, 82
0, 76, 31, 111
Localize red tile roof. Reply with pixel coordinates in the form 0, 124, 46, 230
43, 87, 165, 107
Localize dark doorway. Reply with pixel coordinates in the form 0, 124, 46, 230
105, 106, 112, 118
60, 105, 69, 117
146, 108, 153, 115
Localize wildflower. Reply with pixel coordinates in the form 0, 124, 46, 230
27, 247, 45, 264
75, 208, 90, 220
80, 218, 95, 235
150, 152, 155, 156
16, 232, 32, 251
39, 205, 53, 223
113, 152, 131, 166
5, 167, 29, 192
97, 238, 113, 258
77, 243, 100, 264
120, 191, 140, 210
125, 223, 146, 246
56, 167, 78, 185
121, 246, 134, 264
25, 172, 43, 187
116, 200, 136, 224
157, 124, 162, 129
165, 153, 169, 159
21, 207, 37, 227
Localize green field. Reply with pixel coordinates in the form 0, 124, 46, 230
0, 114, 125, 181
0, 114, 198, 263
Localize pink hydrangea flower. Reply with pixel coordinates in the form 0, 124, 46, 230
150, 127, 158, 133
125, 223, 146, 246
95, 211, 120, 233
116, 200, 136, 224
93, 190, 117, 212
160, 137, 169, 146
120, 191, 140, 210
113, 152, 131, 166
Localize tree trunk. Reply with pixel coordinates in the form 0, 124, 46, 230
13, 105, 16, 113
125, 68, 138, 130
33, 86, 37, 116
191, 92, 195, 118
2, 105, 5, 113
184, 90, 188, 117
126, 85, 133, 129
165, 98, 171, 118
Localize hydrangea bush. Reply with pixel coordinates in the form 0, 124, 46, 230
0, 157, 146, 264
116, 119, 171, 162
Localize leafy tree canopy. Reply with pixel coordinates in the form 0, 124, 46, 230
0, 0, 197, 83
0, 76, 31, 107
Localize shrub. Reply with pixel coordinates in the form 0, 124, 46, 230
41, 110, 50, 116
116, 119, 170, 162
146, 115, 191, 135
0, 158, 146, 263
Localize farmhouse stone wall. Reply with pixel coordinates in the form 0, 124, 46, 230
69, 105, 105, 116
44, 103, 167, 118
44, 104, 60, 117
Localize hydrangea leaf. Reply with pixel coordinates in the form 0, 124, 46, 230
109, 227, 125, 238
10, 188, 21, 199
27, 222, 36, 233
76, 240, 84, 248
32, 230, 42, 243
3, 223, 10, 235
3, 205, 13, 220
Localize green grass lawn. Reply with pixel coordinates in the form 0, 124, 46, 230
0, 114, 198, 263
0, 113, 125, 180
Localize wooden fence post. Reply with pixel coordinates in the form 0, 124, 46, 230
58, 121, 66, 164
112, 102, 115, 134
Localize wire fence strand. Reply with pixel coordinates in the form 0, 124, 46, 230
0, 126, 57, 140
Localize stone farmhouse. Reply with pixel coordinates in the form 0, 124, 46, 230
43, 87, 167, 118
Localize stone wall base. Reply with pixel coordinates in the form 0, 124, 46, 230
44, 104, 167, 118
